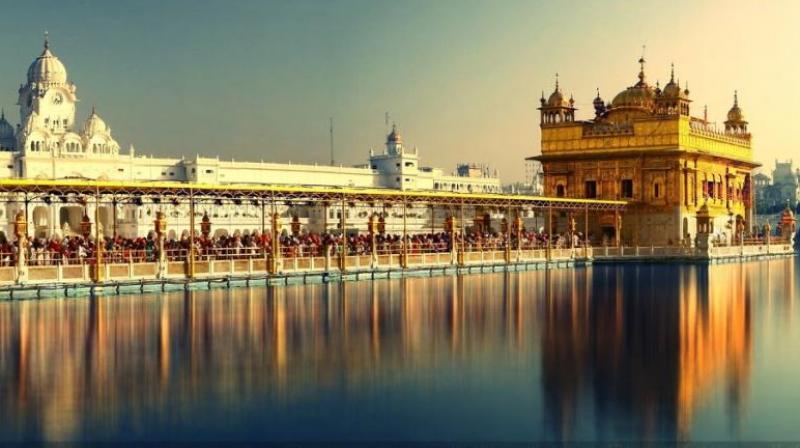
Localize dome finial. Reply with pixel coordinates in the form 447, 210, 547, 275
637, 45, 646, 83
44, 30, 49, 50
670, 63, 675, 82
1, 108, 4, 120
554, 73, 560, 92
733, 90, 739, 107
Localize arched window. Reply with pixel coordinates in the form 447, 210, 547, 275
556, 184, 565, 197
654, 183, 661, 199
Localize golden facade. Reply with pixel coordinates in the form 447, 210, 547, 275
531, 61, 759, 245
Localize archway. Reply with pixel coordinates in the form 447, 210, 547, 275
59, 206, 85, 236
32, 206, 51, 238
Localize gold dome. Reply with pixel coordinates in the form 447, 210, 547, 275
611, 85, 656, 109
547, 90, 569, 108
661, 64, 691, 99
727, 91, 744, 122
546, 74, 570, 108
610, 57, 656, 109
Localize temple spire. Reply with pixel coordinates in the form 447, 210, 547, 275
637, 45, 646, 84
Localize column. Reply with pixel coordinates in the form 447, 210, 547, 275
584, 204, 590, 258
400, 198, 408, 268
504, 204, 512, 263
155, 211, 167, 278
546, 204, 553, 261
187, 191, 195, 279
458, 202, 465, 266
339, 197, 346, 272
368, 213, 378, 267
14, 211, 28, 284
93, 189, 104, 283
270, 207, 281, 274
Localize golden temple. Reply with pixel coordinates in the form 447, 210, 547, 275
530, 58, 759, 245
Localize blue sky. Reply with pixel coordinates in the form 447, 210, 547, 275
1, 0, 796, 181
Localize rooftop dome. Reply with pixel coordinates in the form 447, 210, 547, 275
611, 57, 656, 109
0, 110, 14, 139
611, 85, 656, 109
546, 74, 570, 108
662, 64, 682, 98
386, 124, 402, 144
83, 107, 109, 136
26, 35, 68, 85
727, 91, 745, 122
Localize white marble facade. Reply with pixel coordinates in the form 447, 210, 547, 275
0, 37, 502, 240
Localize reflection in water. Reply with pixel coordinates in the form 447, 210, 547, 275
541, 265, 752, 440
0, 259, 796, 442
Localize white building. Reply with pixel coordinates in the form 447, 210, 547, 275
0, 37, 501, 239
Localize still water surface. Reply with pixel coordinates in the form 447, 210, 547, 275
1, 259, 799, 442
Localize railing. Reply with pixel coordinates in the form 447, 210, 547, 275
1, 239, 795, 287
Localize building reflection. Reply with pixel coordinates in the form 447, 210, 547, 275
541, 263, 756, 440
0, 260, 773, 441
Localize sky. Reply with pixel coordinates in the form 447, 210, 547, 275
0, 0, 797, 182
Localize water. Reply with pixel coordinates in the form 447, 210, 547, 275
1, 259, 799, 443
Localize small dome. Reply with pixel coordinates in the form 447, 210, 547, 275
547, 89, 569, 108
593, 89, 604, 106
386, 124, 402, 144
661, 64, 685, 98
83, 107, 109, 136
662, 80, 681, 98
26, 36, 68, 85
727, 91, 744, 122
0, 111, 14, 139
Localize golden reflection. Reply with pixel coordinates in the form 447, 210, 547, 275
540, 262, 758, 440
0, 260, 778, 441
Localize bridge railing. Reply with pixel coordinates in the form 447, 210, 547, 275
1, 239, 795, 287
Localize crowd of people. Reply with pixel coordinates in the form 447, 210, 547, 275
0, 227, 590, 267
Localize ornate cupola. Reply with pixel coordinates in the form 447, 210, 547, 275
724, 91, 748, 134
538, 74, 576, 126
592, 88, 606, 119
655, 63, 691, 116
386, 123, 404, 155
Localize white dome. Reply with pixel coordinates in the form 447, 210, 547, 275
26, 39, 68, 85
83, 108, 109, 136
